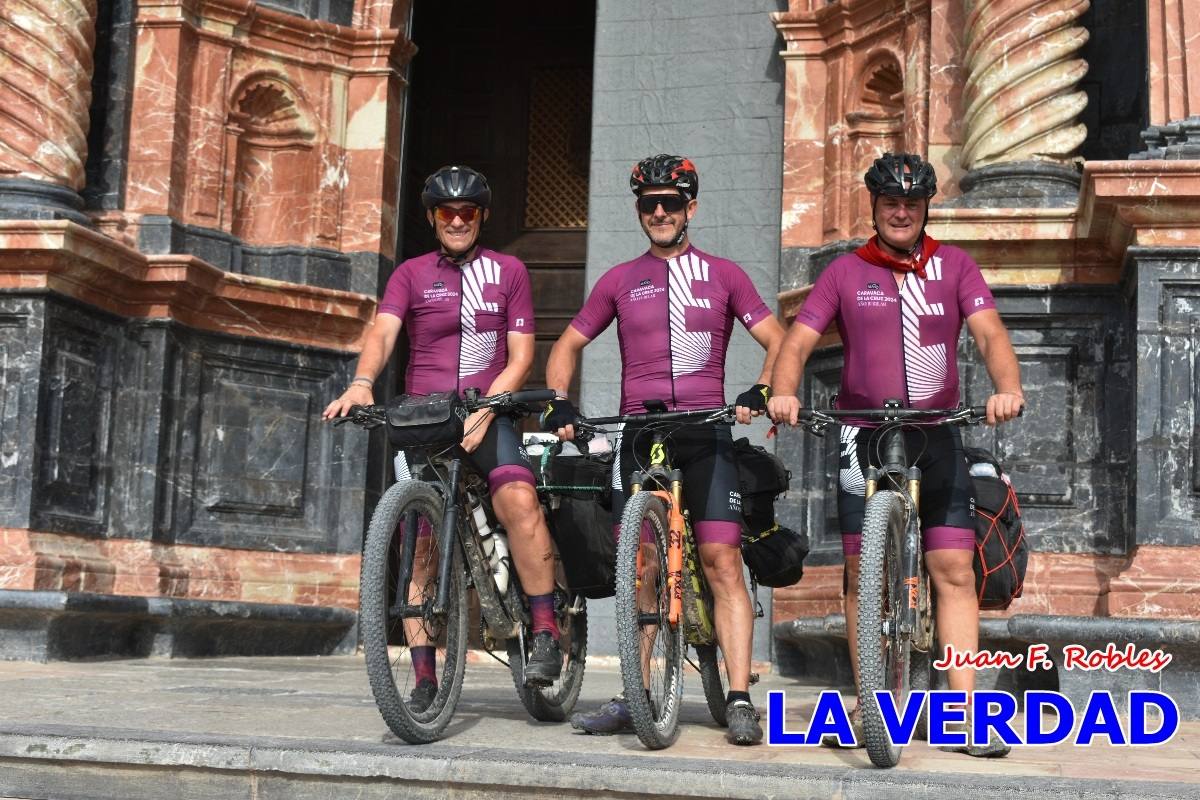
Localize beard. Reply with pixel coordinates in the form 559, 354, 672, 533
641, 217, 682, 247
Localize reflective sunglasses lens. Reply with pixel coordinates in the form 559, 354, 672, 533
435, 206, 478, 223
637, 195, 685, 214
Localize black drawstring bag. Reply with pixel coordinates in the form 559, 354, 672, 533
733, 438, 808, 587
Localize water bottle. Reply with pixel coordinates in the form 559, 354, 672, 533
471, 497, 510, 594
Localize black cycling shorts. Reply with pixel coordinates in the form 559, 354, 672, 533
395, 414, 534, 495
837, 424, 975, 555
610, 422, 743, 547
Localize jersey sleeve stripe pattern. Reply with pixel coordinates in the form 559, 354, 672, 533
899, 262, 949, 402
459, 255, 501, 380
667, 252, 713, 379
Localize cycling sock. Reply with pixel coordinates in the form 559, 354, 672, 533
411, 646, 437, 685
528, 593, 559, 639
726, 690, 751, 706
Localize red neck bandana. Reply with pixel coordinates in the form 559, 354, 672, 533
855, 234, 940, 279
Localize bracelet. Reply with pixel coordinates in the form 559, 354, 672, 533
350, 377, 374, 388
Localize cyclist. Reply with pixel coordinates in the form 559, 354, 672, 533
323, 165, 563, 706
541, 154, 785, 745
767, 153, 1024, 757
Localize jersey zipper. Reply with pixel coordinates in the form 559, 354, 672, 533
456, 266, 464, 396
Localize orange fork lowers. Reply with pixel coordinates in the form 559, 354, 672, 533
657, 484, 686, 626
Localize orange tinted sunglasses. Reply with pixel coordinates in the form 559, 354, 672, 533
433, 205, 481, 224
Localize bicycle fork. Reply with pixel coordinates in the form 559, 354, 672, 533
899, 466, 922, 636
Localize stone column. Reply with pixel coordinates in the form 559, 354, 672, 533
957, 0, 1091, 206
1132, 0, 1200, 159
0, 0, 97, 224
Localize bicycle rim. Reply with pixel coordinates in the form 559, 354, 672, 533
360, 481, 468, 744
615, 491, 683, 749
856, 489, 910, 767
508, 584, 588, 722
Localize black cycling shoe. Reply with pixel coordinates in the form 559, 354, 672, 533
523, 632, 563, 686
407, 678, 437, 713
725, 700, 763, 745
820, 703, 865, 748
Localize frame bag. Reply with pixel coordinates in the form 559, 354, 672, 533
733, 437, 808, 588
386, 392, 467, 450
543, 452, 616, 599
966, 447, 1028, 610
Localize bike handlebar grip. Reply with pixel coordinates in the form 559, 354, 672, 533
797, 409, 814, 421
510, 389, 558, 403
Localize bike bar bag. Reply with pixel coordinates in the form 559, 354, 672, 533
732, 437, 808, 587
965, 447, 1029, 611
385, 392, 467, 450
741, 523, 810, 588
546, 451, 614, 506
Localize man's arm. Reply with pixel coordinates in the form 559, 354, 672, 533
965, 309, 1024, 425
321, 313, 403, 419
543, 326, 592, 439
766, 321, 823, 426
734, 315, 786, 424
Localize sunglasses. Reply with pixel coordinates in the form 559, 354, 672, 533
636, 194, 687, 214
433, 205, 481, 224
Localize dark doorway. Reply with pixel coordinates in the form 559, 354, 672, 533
397, 1, 596, 396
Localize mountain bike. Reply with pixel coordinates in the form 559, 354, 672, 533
574, 405, 735, 750
337, 389, 587, 743
795, 402, 996, 767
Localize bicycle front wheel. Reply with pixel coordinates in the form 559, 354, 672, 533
856, 489, 910, 767
615, 490, 683, 749
360, 480, 468, 744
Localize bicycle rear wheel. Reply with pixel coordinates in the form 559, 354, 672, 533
507, 584, 588, 722
856, 489, 910, 767
615, 490, 683, 749
360, 481, 468, 744
695, 644, 728, 727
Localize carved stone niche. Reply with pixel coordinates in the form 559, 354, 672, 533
222, 75, 320, 248
844, 53, 906, 237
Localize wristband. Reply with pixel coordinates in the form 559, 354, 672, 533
350, 377, 374, 389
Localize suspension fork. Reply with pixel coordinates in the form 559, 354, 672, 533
389, 507, 420, 618
432, 458, 463, 616
665, 470, 685, 626
900, 466, 923, 634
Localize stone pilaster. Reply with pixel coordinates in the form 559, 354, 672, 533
1132, 0, 1200, 158
956, 0, 1091, 206
0, 0, 96, 223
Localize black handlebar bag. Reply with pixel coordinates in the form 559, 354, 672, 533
386, 392, 467, 449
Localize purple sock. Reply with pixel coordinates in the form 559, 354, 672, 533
412, 646, 436, 685
528, 593, 559, 639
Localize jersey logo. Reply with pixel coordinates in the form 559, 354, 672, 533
868, 282, 879, 290
639, 278, 652, 287
743, 312, 752, 323
460, 257, 502, 379
433, 281, 445, 289
667, 252, 713, 378
899, 273, 948, 401
974, 297, 985, 307
516, 317, 525, 327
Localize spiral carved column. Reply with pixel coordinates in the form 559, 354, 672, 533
0, 0, 97, 222
957, 0, 1090, 206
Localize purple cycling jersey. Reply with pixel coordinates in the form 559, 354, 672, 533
571, 245, 772, 414
795, 244, 996, 410
378, 248, 534, 396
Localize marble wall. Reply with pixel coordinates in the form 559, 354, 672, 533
0, 0, 411, 657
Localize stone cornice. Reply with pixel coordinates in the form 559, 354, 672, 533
0, 221, 374, 351
136, 0, 411, 71
773, 0, 927, 54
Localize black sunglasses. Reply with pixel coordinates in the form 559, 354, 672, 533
636, 194, 687, 214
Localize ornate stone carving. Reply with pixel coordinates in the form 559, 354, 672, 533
0, 0, 97, 189
960, 0, 1090, 170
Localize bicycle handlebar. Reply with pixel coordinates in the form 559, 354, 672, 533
792, 404, 1023, 437
332, 388, 559, 429
575, 405, 735, 428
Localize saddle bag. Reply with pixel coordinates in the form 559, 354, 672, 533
733, 437, 808, 588
385, 392, 467, 450
965, 447, 1029, 610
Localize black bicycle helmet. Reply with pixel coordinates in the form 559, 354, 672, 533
421, 165, 492, 209
630, 154, 699, 199
864, 153, 937, 198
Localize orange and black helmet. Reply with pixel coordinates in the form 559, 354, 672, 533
630, 154, 699, 199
